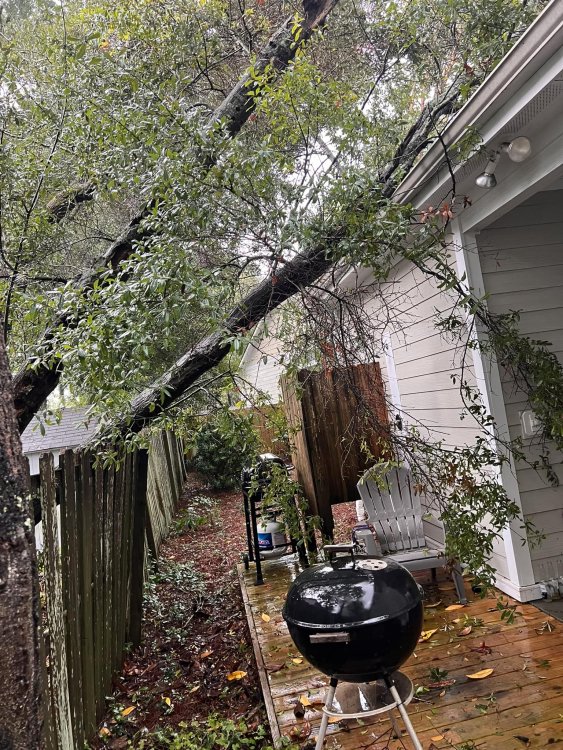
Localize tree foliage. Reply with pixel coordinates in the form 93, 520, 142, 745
1, 0, 559, 586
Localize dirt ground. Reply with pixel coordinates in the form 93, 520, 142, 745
93, 475, 359, 748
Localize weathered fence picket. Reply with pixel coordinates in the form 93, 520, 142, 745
34, 432, 185, 750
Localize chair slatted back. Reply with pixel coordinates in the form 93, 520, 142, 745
357, 467, 426, 553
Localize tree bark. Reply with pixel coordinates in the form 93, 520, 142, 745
13, 0, 341, 433
0, 336, 43, 749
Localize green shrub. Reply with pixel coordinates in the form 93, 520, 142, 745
168, 716, 272, 750
191, 411, 258, 490
170, 494, 218, 535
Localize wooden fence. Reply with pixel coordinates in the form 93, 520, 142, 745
146, 431, 187, 556
239, 405, 291, 460
281, 362, 389, 537
34, 432, 186, 749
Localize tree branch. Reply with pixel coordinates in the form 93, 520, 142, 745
13, 0, 341, 432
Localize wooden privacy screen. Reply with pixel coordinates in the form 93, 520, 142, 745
281, 362, 389, 536
33, 432, 186, 750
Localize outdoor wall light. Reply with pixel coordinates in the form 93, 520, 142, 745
475, 136, 532, 189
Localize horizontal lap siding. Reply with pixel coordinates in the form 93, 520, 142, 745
379, 260, 481, 447
239, 342, 285, 404
478, 189, 563, 581
368, 259, 506, 558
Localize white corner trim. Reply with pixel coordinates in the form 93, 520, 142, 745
452, 220, 537, 591
494, 574, 542, 603
382, 333, 403, 415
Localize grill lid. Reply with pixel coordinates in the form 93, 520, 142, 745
283, 557, 421, 630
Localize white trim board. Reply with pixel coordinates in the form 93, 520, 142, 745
452, 220, 537, 592
494, 574, 542, 603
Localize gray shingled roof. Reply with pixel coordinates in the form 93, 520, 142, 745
21, 406, 98, 454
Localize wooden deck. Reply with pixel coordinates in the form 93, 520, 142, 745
239, 556, 563, 750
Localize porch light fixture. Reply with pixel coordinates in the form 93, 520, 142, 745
475, 136, 532, 189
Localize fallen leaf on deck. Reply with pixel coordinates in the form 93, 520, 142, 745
261, 613, 271, 622
328, 716, 341, 724
471, 641, 492, 655
121, 706, 135, 716
291, 658, 303, 665
299, 695, 312, 706
227, 670, 247, 681
419, 629, 438, 642
445, 604, 465, 611
535, 620, 555, 634
457, 626, 472, 637
427, 679, 456, 689
466, 668, 494, 679
439, 689, 446, 697
288, 721, 311, 740
431, 736, 445, 742
266, 663, 285, 673
514, 736, 530, 746
425, 600, 442, 608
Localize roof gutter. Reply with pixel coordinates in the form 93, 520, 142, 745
395, 0, 563, 205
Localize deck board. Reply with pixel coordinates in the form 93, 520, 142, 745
239, 557, 563, 749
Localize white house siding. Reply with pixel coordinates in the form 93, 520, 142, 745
239, 338, 285, 404
361, 257, 512, 577
478, 189, 563, 582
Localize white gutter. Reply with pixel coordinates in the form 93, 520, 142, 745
395, 0, 563, 204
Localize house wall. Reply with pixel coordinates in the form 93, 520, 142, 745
239, 338, 285, 404
361, 257, 511, 578
477, 188, 563, 582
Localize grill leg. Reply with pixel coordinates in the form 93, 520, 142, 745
389, 712, 401, 739
386, 679, 423, 750
315, 677, 338, 750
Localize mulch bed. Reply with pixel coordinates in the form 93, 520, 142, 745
92, 476, 359, 748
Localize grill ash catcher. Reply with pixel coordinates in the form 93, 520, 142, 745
283, 544, 424, 750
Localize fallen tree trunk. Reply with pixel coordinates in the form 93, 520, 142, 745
14, 0, 341, 433
104, 87, 466, 436
110, 241, 339, 436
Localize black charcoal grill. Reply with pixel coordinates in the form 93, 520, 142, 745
283, 548, 425, 750
282, 552, 423, 682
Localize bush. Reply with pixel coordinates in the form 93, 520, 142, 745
168, 716, 271, 750
191, 411, 258, 490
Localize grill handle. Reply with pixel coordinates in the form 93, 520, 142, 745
310, 631, 351, 644
324, 543, 355, 565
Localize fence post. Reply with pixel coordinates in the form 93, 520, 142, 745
40, 453, 74, 750
60, 450, 84, 746
128, 449, 149, 648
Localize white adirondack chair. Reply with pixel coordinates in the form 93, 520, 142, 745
356, 466, 467, 604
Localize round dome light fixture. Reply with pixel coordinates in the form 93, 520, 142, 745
506, 136, 532, 162
475, 170, 497, 189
